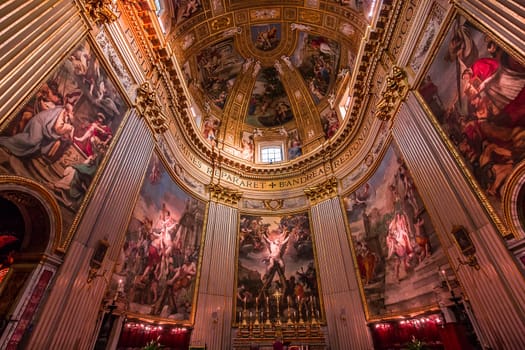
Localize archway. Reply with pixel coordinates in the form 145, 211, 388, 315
0, 179, 61, 346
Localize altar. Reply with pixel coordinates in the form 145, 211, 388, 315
232, 290, 326, 350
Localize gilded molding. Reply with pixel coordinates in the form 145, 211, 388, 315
0, 176, 63, 252
207, 183, 243, 206
263, 199, 284, 211
304, 177, 338, 204
135, 82, 169, 134
375, 66, 409, 121
84, 0, 118, 24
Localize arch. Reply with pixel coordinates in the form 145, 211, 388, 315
503, 161, 525, 239
0, 176, 63, 341
0, 176, 62, 253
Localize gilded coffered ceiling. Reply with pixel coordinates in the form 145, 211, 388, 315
152, 0, 383, 167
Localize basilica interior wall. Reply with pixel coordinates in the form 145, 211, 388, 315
0, 1, 524, 349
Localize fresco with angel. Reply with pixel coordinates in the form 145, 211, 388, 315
235, 213, 322, 324
418, 15, 525, 216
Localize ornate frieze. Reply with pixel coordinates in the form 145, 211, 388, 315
96, 29, 136, 98
304, 177, 338, 204
207, 183, 243, 206
83, 0, 118, 24
374, 66, 409, 121
263, 199, 284, 211
135, 82, 169, 134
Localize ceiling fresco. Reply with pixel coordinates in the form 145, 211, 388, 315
251, 23, 282, 51
195, 38, 244, 110
247, 66, 293, 128
291, 32, 341, 103
162, 0, 373, 163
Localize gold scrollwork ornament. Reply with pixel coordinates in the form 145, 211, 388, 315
135, 82, 169, 134
84, 0, 118, 24
375, 66, 409, 121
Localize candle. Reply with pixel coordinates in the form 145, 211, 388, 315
287, 296, 291, 305
256, 297, 258, 306
440, 269, 451, 291
266, 296, 269, 305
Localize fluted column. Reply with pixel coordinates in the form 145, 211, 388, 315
191, 196, 239, 349
307, 179, 373, 350
25, 110, 154, 349
392, 92, 525, 349
0, 0, 86, 120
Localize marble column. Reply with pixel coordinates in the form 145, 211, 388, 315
391, 92, 525, 349
307, 179, 374, 350
190, 187, 240, 349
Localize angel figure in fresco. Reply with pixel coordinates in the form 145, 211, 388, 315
260, 230, 291, 295
181, 0, 201, 19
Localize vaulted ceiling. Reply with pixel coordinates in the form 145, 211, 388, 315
156, 0, 383, 166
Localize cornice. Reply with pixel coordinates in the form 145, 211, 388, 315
207, 183, 243, 206
304, 177, 338, 204
135, 82, 169, 134
374, 66, 409, 122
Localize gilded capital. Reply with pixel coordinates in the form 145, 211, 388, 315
304, 177, 338, 204
207, 183, 243, 206
135, 82, 169, 134
84, 0, 118, 24
375, 66, 409, 121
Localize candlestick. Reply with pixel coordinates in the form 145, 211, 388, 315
310, 296, 318, 325
298, 298, 304, 324
254, 298, 260, 326
440, 269, 452, 291
242, 297, 247, 326
265, 298, 271, 325
287, 297, 292, 324
274, 290, 282, 325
